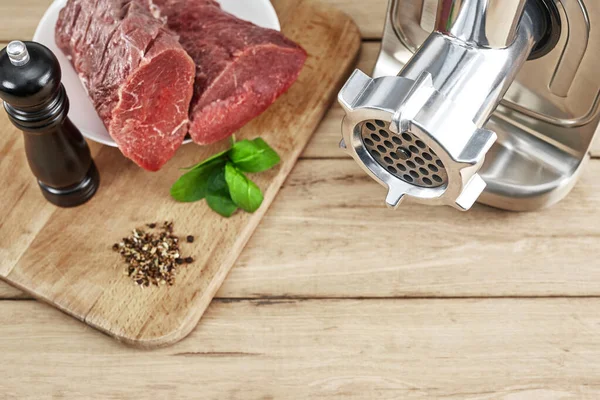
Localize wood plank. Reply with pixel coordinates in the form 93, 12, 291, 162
0, 0, 387, 41
0, 0, 361, 348
220, 158, 600, 298
315, 0, 387, 39
0, 283, 27, 299
0, 0, 52, 41
3, 158, 600, 300
1, 298, 600, 399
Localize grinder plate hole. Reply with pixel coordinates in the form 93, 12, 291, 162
359, 119, 448, 188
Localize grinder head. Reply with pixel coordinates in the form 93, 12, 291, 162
338, 69, 497, 211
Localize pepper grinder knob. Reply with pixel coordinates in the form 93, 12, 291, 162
0, 41, 99, 207
7, 41, 30, 66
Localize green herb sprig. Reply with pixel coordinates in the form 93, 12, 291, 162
170, 137, 280, 217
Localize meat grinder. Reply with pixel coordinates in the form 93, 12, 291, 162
338, 0, 600, 211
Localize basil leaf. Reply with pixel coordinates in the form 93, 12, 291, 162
180, 149, 230, 171
207, 166, 229, 194
229, 138, 280, 173
207, 194, 238, 217
204, 167, 238, 217
170, 159, 225, 202
224, 162, 264, 213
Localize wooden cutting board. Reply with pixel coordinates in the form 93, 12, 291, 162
0, 0, 360, 348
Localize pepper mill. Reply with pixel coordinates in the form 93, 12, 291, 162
0, 41, 99, 207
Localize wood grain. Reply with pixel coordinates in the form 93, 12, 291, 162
0, 0, 52, 41
1, 298, 600, 399
3, 158, 600, 299
0, 283, 27, 299
0, 0, 361, 347
217, 160, 600, 298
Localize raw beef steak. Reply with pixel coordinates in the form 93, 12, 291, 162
55, 0, 195, 171
150, 0, 307, 145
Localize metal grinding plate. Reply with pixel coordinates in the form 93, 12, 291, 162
360, 119, 448, 188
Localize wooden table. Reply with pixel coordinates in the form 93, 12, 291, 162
2, 1, 600, 398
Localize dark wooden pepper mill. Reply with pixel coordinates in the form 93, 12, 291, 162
0, 40, 99, 207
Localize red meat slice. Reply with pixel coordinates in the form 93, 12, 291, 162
150, 0, 307, 145
55, 0, 195, 171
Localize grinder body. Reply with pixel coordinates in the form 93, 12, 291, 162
340, 0, 599, 211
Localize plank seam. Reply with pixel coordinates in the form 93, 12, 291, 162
214, 295, 600, 301
5, 295, 600, 303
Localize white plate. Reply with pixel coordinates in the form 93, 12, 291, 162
33, 0, 281, 147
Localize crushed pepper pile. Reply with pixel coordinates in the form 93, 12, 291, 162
113, 221, 194, 287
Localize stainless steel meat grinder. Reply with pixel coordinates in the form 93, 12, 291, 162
339, 0, 600, 211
